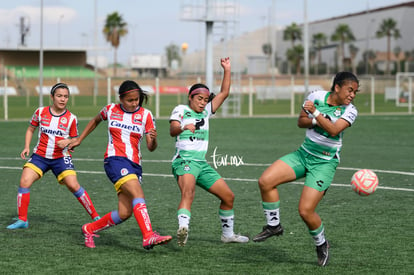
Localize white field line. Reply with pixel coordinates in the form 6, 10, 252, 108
0, 159, 413, 192
1, 157, 413, 176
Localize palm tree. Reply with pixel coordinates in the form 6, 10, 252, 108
165, 43, 181, 68
103, 12, 128, 77
312, 32, 327, 74
376, 18, 401, 75
331, 24, 355, 71
283, 23, 302, 47
283, 23, 302, 74
286, 45, 304, 75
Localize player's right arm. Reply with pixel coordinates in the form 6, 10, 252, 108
20, 125, 36, 159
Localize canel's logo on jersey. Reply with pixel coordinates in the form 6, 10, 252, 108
110, 121, 141, 132
40, 126, 65, 136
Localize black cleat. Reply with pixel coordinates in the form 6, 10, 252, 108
316, 241, 330, 266
252, 224, 284, 242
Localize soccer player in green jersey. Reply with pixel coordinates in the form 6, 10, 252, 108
169, 57, 249, 247
253, 72, 360, 266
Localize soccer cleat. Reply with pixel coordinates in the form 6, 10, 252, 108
7, 219, 29, 230
316, 241, 330, 266
82, 224, 99, 248
143, 231, 172, 250
221, 234, 249, 243
252, 224, 284, 242
177, 226, 189, 247
93, 216, 101, 221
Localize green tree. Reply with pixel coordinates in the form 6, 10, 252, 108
283, 23, 302, 47
283, 23, 302, 74
165, 43, 181, 68
286, 44, 304, 75
376, 18, 401, 75
312, 32, 327, 74
331, 24, 355, 71
103, 12, 128, 77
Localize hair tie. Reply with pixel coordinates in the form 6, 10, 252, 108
120, 88, 140, 95
189, 87, 210, 96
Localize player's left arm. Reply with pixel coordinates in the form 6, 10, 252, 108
145, 114, 157, 152
145, 128, 157, 152
211, 57, 231, 113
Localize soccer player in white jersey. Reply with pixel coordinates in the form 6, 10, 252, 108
62, 80, 171, 250
169, 57, 249, 246
252, 72, 359, 266
6, 83, 100, 230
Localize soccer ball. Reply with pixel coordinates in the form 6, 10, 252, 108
351, 169, 379, 196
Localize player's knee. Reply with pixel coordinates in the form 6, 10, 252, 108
181, 188, 195, 201
119, 210, 132, 220
258, 176, 273, 192
222, 191, 235, 206
298, 206, 313, 221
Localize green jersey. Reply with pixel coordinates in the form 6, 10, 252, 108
170, 103, 213, 161
301, 90, 358, 160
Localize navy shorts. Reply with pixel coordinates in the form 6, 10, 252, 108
104, 156, 143, 192
24, 153, 76, 183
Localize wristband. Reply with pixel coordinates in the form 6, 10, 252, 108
312, 109, 320, 118
312, 118, 317, 126
181, 124, 185, 131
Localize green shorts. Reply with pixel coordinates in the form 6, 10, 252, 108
172, 158, 221, 190
280, 147, 339, 191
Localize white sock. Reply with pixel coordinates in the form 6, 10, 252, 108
312, 228, 326, 246
264, 208, 280, 226
220, 214, 234, 238
178, 214, 190, 229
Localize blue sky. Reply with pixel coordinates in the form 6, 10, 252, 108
0, 0, 408, 65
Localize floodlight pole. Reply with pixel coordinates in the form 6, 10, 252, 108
205, 0, 214, 91
39, 0, 44, 107
205, 21, 214, 91
93, 0, 98, 106
303, 0, 309, 96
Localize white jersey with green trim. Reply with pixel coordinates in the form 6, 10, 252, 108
301, 90, 358, 161
170, 103, 213, 161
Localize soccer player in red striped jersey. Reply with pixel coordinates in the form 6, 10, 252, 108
64, 80, 171, 250
6, 83, 100, 230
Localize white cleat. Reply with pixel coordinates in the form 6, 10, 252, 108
221, 234, 249, 243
